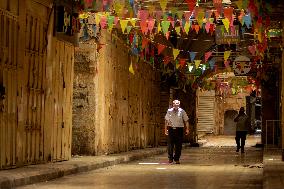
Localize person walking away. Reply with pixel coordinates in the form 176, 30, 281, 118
165, 100, 190, 164
234, 107, 250, 153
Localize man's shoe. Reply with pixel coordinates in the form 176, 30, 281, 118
168, 160, 173, 163
236, 147, 240, 152
175, 160, 180, 164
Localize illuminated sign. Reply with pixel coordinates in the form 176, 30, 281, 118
233, 56, 251, 75
215, 25, 240, 45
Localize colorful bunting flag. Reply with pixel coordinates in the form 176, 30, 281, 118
224, 50, 231, 61
129, 62, 135, 74
159, 0, 168, 12
161, 21, 170, 34
222, 18, 230, 32
173, 49, 180, 59
142, 38, 149, 49
189, 52, 196, 62
120, 20, 128, 33
179, 59, 186, 67
204, 51, 212, 62
194, 60, 201, 68
157, 44, 166, 55
175, 26, 181, 35
184, 22, 190, 34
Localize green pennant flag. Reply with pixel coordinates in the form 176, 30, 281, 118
161, 21, 170, 34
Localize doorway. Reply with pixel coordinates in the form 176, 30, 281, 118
224, 110, 238, 135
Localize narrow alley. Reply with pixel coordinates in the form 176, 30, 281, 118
17, 136, 263, 189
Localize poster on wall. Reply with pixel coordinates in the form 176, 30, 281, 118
233, 56, 251, 76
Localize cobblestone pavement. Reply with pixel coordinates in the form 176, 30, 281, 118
18, 136, 263, 189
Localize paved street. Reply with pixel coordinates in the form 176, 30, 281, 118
18, 136, 263, 189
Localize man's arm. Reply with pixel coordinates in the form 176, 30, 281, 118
165, 120, 169, 135
185, 121, 190, 135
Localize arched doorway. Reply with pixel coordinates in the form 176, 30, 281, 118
224, 110, 238, 135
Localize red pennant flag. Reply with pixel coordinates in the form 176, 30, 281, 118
179, 59, 186, 67
129, 34, 134, 45
204, 51, 213, 62
224, 7, 233, 21
142, 38, 149, 49
185, 0, 196, 12
157, 44, 166, 55
184, 11, 191, 21
163, 56, 171, 65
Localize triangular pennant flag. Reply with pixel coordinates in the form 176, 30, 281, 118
100, 16, 107, 28
224, 50, 231, 61
194, 60, 201, 68
188, 63, 194, 72
204, 51, 212, 62
184, 11, 191, 21
142, 38, 149, 49
161, 21, 171, 34
222, 18, 230, 32
158, 22, 162, 33
129, 18, 137, 27
179, 59, 186, 67
129, 62, 135, 74
184, 22, 190, 34
205, 22, 210, 33
159, 0, 168, 12
175, 26, 181, 35
209, 59, 215, 69
138, 10, 149, 20
176, 61, 180, 69
157, 44, 166, 55
177, 11, 184, 19
120, 20, 128, 33
189, 52, 196, 62
126, 26, 132, 34
244, 13, 252, 28
107, 15, 115, 31
114, 17, 119, 26
165, 31, 170, 39
248, 45, 256, 56
224, 60, 230, 68
185, 0, 196, 12
235, 0, 243, 9
194, 25, 200, 34
224, 7, 233, 21
148, 18, 155, 33
197, 10, 205, 27
173, 49, 180, 60
95, 13, 102, 26
140, 21, 148, 34
163, 56, 171, 65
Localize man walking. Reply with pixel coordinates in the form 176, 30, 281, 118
234, 107, 250, 153
165, 100, 190, 164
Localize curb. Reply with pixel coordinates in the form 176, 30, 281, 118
0, 147, 167, 189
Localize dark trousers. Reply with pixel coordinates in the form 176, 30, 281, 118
235, 131, 247, 151
167, 127, 183, 161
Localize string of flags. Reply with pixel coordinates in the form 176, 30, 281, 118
77, 0, 274, 86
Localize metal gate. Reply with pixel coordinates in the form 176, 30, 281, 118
197, 90, 215, 133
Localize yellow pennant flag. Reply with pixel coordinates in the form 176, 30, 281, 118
222, 18, 230, 32
184, 22, 190, 34
95, 13, 101, 26
158, 22, 162, 33
129, 62, 135, 74
159, 0, 168, 12
173, 49, 180, 60
258, 32, 262, 43
120, 20, 128, 33
224, 50, 231, 61
194, 60, 201, 68
176, 62, 180, 69
175, 26, 181, 35
129, 19, 137, 27
197, 11, 205, 27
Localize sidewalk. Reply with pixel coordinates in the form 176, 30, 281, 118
263, 148, 284, 189
0, 147, 166, 189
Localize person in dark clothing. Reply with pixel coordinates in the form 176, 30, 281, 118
234, 107, 250, 153
165, 100, 190, 164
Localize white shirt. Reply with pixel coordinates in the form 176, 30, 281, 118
165, 108, 189, 128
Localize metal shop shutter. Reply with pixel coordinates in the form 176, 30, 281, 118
197, 95, 215, 133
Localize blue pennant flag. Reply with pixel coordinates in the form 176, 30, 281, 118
209, 59, 215, 70
189, 52, 196, 62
